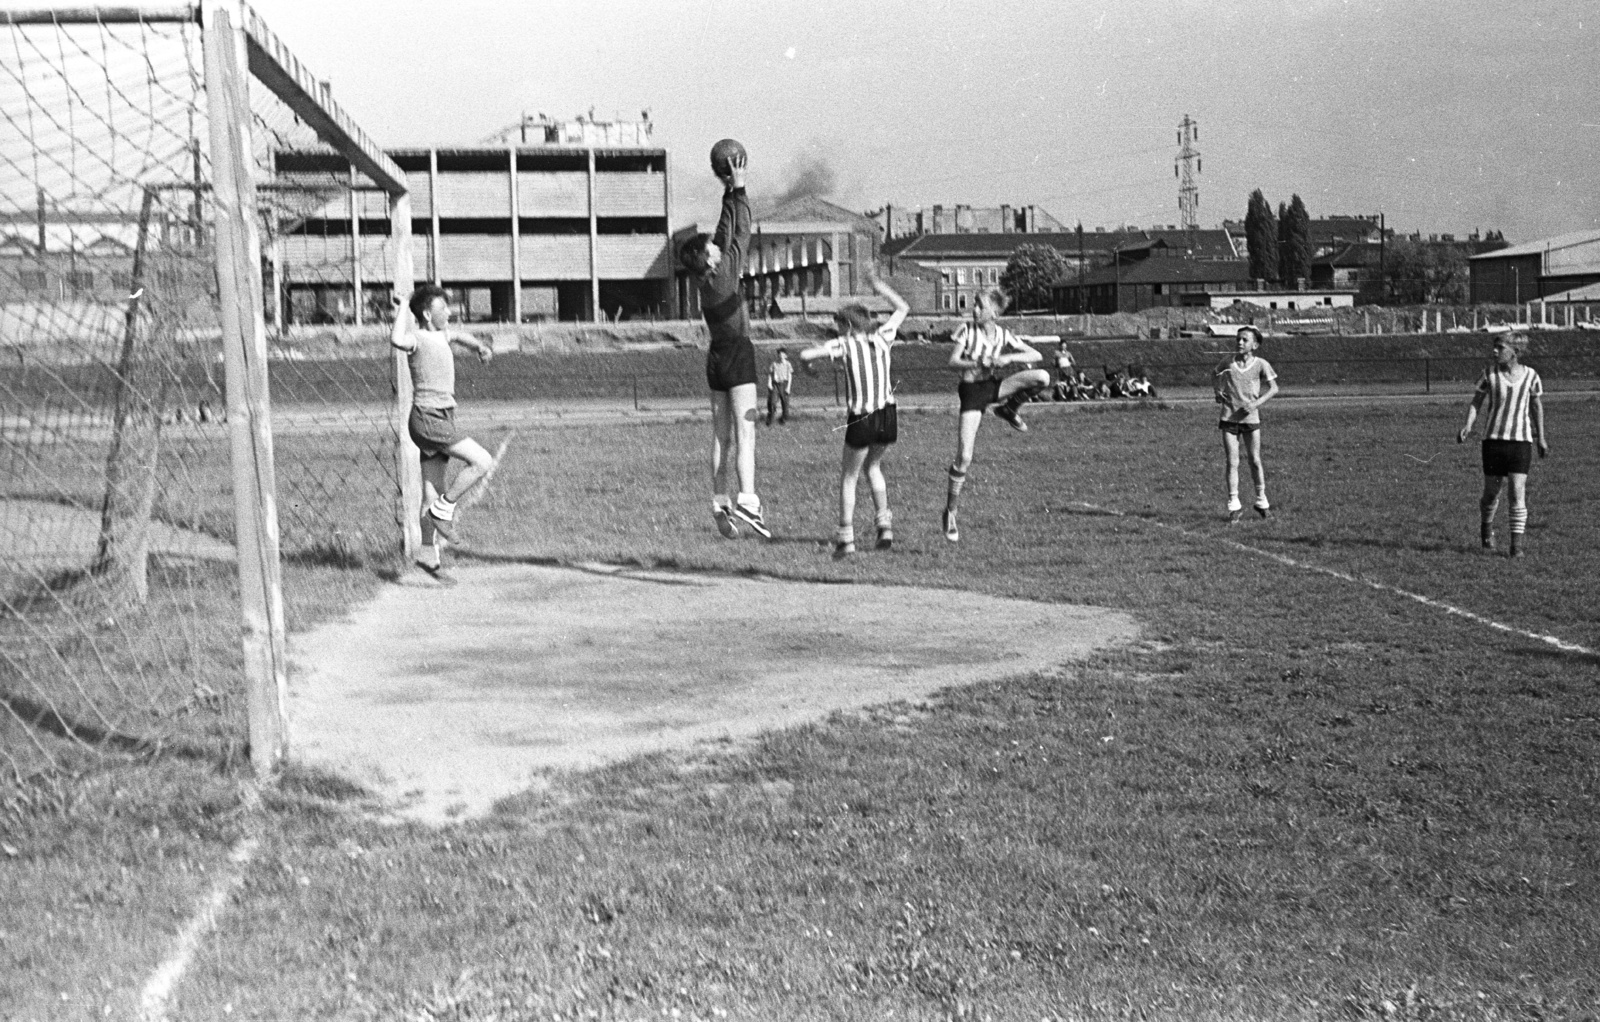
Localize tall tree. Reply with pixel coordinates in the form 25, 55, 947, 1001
1000, 243, 1070, 312
1276, 201, 1291, 284
1282, 194, 1312, 286
1244, 190, 1278, 283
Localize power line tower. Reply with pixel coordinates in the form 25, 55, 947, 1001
1175, 114, 1201, 232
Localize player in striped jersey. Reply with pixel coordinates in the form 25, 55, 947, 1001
940, 287, 1051, 542
1457, 332, 1548, 556
799, 271, 909, 558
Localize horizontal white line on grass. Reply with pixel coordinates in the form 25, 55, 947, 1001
1074, 502, 1595, 658
137, 832, 260, 1022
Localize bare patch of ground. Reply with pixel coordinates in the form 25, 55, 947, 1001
288, 563, 1139, 825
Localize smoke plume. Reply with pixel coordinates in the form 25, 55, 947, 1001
774, 152, 837, 205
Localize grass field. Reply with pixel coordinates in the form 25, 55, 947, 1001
3, 394, 1598, 1021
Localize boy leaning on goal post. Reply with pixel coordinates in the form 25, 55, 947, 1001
390, 284, 495, 581
798, 269, 910, 559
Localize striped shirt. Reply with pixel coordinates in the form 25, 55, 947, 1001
819, 324, 898, 416
952, 323, 1029, 382
1476, 364, 1542, 442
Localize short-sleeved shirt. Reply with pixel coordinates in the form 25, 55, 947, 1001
409, 329, 456, 410
952, 323, 1029, 383
1215, 355, 1276, 425
1475, 364, 1542, 442
767, 359, 793, 389
817, 324, 897, 416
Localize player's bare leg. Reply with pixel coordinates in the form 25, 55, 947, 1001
993, 368, 1051, 431
423, 437, 494, 544
416, 453, 449, 575
944, 409, 983, 541
1479, 473, 1505, 551
1222, 430, 1243, 521
1244, 429, 1269, 517
726, 382, 768, 536
709, 390, 739, 537
864, 444, 892, 549
834, 444, 869, 558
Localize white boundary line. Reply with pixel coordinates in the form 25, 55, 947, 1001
137, 811, 261, 1021
1073, 501, 1596, 657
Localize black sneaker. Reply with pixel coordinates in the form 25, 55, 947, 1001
414, 560, 457, 586
713, 505, 740, 539
731, 501, 772, 539
1481, 531, 1496, 551
832, 540, 855, 560
994, 404, 1028, 432
875, 526, 894, 551
424, 508, 458, 543
1228, 508, 1243, 523
942, 508, 960, 543
1255, 504, 1270, 520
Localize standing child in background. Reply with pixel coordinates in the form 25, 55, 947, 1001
1214, 326, 1279, 521
765, 348, 794, 425
1457, 332, 1548, 557
940, 287, 1051, 543
391, 285, 495, 578
679, 145, 770, 539
799, 272, 909, 558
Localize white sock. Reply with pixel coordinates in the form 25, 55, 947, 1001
736, 492, 760, 511
429, 496, 457, 521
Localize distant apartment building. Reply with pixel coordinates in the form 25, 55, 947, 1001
871, 202, 1067, 241
272, 113, 673, 325
886, 226, 1238, 314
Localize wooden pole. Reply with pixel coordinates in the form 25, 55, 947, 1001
204, 0, 288, 776
391, 190, 421, 559
508, 146, 521, 325
349, 166, 363, 326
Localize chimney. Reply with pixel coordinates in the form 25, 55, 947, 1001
1000, 204, 1012, 234
1025, 205, 1036, 233
932, 204, 945, 234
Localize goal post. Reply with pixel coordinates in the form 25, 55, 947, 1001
1, 2, 418, 778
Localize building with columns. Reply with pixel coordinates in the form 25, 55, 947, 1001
271, 115, 674, 325
674, 194, 883, 319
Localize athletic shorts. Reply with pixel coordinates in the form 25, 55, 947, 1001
958, 379, 1002, 413
844, 404, 898, 450
1482, 439, 1533, 476
1218, 420, 1260, 435
706, 337, 758, 391
408, 405, 460, 457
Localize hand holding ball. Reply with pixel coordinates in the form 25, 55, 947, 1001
710, 138, 747, 177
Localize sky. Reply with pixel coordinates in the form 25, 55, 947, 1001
12, 0, 1596, 242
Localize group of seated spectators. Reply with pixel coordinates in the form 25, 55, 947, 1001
1047, 348, 1158, 402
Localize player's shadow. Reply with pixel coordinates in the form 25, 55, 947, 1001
1276, 534, 1456, 554
1505, 644, 1600, 668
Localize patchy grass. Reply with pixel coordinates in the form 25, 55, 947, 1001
7, 396, 1599, 1021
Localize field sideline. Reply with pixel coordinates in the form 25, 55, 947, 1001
3, 396, 1597, 1021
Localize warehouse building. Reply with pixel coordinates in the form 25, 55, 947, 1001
272, 115, 673, 325
1469, 229, 1600, 305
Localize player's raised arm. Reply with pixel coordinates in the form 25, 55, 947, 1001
869, 269, 910, 336
713, 153, 750, 257
390, 296, 415, 352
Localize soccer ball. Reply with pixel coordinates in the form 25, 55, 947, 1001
710, 138, 747, 176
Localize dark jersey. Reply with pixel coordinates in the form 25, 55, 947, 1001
696, 187, 751, 347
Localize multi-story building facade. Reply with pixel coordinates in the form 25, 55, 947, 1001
273, 115, 673, 325
871, 202, 1067, 241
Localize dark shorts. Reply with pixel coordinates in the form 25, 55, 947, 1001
408, 405, 460, 458
1218, 420, 1261, 435
706, 338, 758, 391
958, 379, 1002, 413
844, 404, 898, 450
1482, 439, 1533, 476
